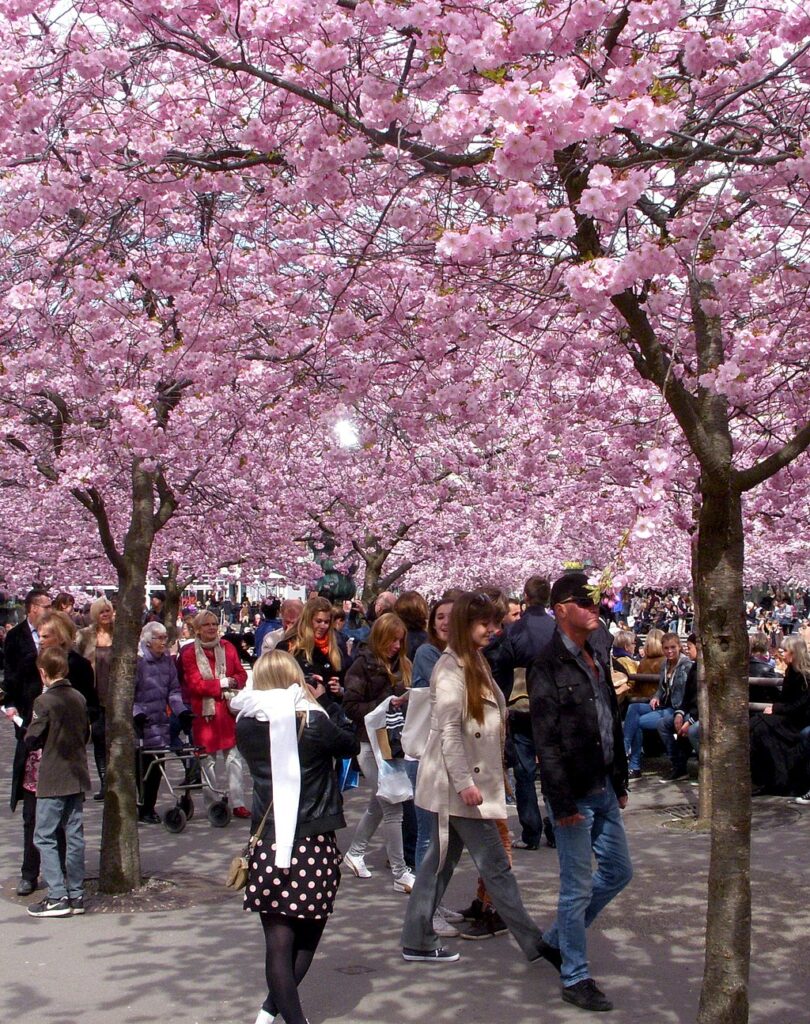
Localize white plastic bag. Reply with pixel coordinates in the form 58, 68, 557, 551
364, 697, 413, 804
400, 687, 432, 760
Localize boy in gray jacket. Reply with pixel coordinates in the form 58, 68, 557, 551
24, 647, 91, 918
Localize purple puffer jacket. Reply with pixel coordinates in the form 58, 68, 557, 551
133, 648, 187, 749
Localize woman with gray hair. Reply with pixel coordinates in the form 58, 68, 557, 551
76, 597, 115, 799
134, 621, 190, 824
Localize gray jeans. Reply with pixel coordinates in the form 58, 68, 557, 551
347, 743, 406, 879
34, 794, 85, 901
401, 814, 543, 959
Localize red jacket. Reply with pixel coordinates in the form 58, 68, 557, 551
179, 640, 247, 753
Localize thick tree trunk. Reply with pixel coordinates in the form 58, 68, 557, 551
99, 464, 159, 893
162, 560, 182, 646
361, 557, 383, 606
695, 485, 751, 1024
690, 530, 712, 822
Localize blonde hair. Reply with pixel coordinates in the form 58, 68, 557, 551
782, 636, 810, 680
194, 610, 219, 632
90, 597, 114, 626
289, 597, 342, 672
253, 650, 320, 704
39, 611, 76, 650
643, 628, 664, 658
368, 613, 412, 688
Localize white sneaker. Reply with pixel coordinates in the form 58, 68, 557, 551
393, 870, 416, 893
794, 791, 810, 805
254, 1010, 276, 1024
343, 851, 372, 878
432, 912, 459, 937
437, 903, 465, 924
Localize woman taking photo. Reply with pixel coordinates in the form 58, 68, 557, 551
400, 592, 547, 963
342, 612, 414, 892
76, 597, 115, 799
233, 651, 359, 1024
278, 597, 345, 701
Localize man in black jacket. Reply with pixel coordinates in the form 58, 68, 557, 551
3, 590, 51, 686
496, 576, 556, 849
528, 573, 632, 1013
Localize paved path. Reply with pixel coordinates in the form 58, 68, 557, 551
0, 723, 807, 1024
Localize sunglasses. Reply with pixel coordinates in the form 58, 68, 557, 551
561, 597, 598, 609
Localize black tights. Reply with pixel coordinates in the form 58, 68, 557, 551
260, 913, 326, 1024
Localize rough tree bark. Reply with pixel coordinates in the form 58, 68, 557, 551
694, 485, 751, 1023
78, 460, 177, 893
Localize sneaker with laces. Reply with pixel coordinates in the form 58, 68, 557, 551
27, 896, 72, 918
342, 851, 372, 878
393, 870, 416, 893
402, 947, 460, 962
561, 979, 613, 1012
432, 912, 459, 937
794, 791, 810, 804
69, 897, 85, 916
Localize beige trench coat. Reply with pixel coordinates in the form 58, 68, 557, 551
415, 648, 507, 824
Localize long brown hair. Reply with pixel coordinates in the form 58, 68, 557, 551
289, 597, 342, 672
448, 592, 497, 725
427, 598, 454, 650
368, 612, 412, 687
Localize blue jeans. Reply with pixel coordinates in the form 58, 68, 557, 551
512, 731, 542, 846
404, 759, 434, 870
34, 794, 85, 901
623, 702, 665, 772
544, 783, 633, 986
656, 710, 695, 772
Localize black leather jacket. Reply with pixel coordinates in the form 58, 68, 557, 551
528, 628, 628, 820
236, 698, 359, 841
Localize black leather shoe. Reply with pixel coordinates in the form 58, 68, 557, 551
534, 937, 562, 973
138, 811, 161, 825
17, 878, 36, 896
561, 979, 613, 1012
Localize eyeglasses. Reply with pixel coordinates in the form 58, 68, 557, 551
561, 598, 598, 609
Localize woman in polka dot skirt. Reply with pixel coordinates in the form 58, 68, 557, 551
234, 650, 360, 1024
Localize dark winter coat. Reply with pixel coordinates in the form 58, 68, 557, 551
277, 637, 345, 699
749, 667, 810, 794
2, 619, 37, 688
236, 697, 359, 840
503, 606, 556, 669
528, 628, 628, 820
343, 648, 407, 742
134, 648, 187, 749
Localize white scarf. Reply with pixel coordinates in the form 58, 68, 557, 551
230, 685, 326, 869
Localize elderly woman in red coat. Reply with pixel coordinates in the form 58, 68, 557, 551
179, 610, 249, 819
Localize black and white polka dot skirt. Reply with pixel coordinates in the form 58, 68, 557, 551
245, 832, 341, 919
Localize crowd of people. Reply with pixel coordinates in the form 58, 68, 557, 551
1, 575, 809, 1020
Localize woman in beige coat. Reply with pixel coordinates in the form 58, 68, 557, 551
400, 592, 550, 965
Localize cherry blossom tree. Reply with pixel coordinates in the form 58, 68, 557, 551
2, 5, 810, 1018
